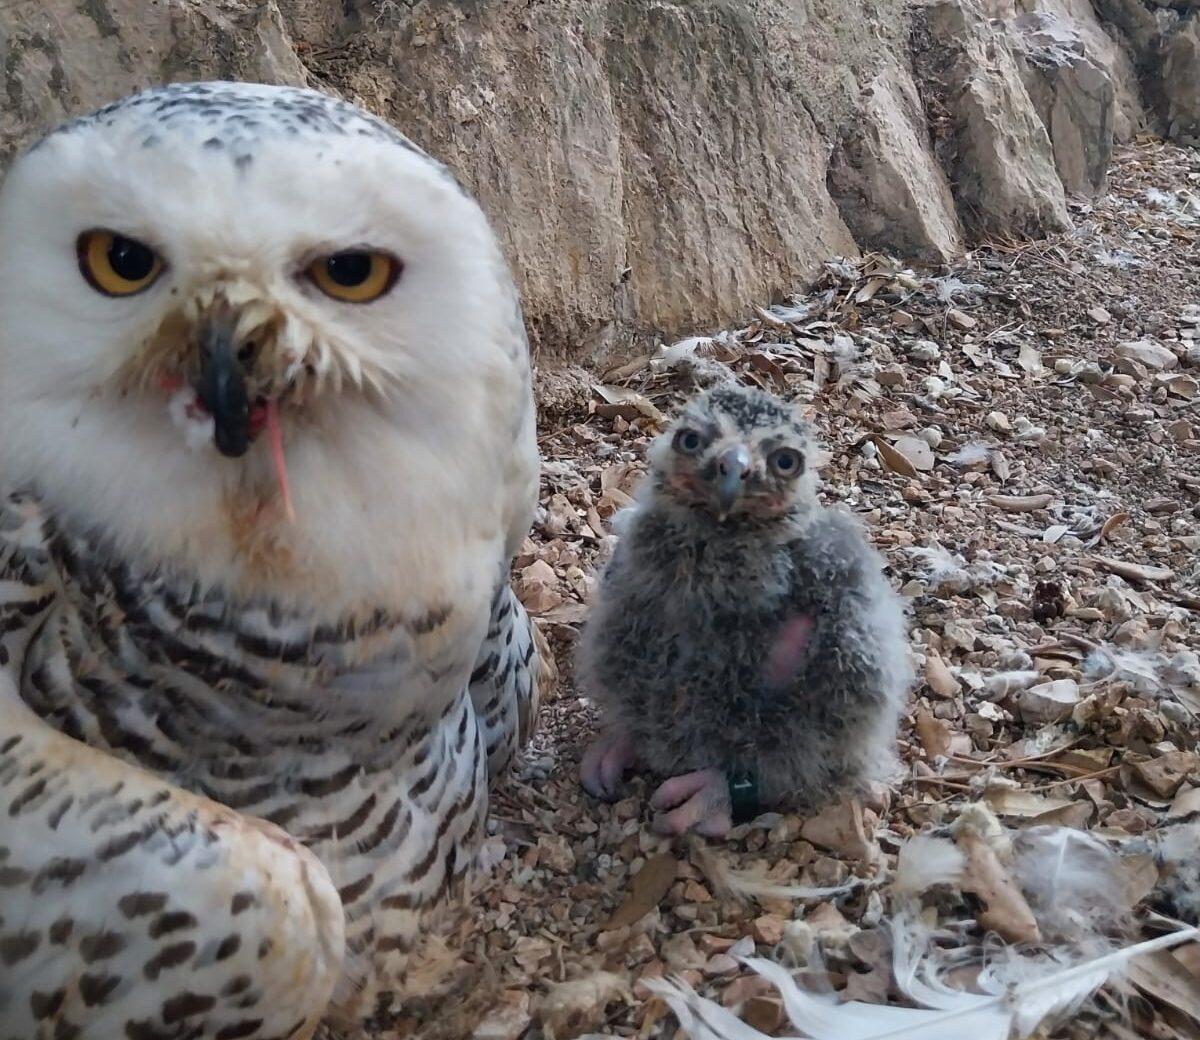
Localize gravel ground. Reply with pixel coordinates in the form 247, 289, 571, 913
386, 139, 1200, 1040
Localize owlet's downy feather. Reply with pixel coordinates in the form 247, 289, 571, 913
0, 83, 545, 1039
578, 384, 912, 836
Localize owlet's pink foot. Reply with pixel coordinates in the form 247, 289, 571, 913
650, 768, 733, 837
581, 730, 637, 801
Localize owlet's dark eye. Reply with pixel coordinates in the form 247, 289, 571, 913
673, 429, 703, 455
768, 448, 804, 477
308, 250, 401, 303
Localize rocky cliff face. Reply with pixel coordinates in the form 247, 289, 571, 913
0, 0, 1193, 361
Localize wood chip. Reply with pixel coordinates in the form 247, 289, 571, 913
915, 708, 952, 758
893, 435, 935, 472
1017, 679, 1081, 724
1092, 556, 1176, 584
925, 653, 961, 699
1133, 753, 1200, 799
1169, 785, 1200, 820
988, 493, 1056, 512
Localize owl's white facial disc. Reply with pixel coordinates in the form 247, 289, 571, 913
0, 83, 538, 617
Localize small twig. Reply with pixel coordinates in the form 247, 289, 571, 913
1030, 765, 1124, 791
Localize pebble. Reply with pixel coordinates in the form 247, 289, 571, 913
918, 426, 944, 448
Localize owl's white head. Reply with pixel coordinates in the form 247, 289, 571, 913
0, 83, 537, 619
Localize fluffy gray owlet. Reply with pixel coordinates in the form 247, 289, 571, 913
577, 384, 912, 836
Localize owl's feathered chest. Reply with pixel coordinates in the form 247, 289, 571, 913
8, 497, 482, 823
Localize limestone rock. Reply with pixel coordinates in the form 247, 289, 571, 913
1092, 0, 1200, 144
0, 0, 307, 167
1017, 0, 1148, 141
828, 65, 964, 263
1161, 14, 1200, 144
1117, 339, 1180, 370
1010, 13, 1116, 195
915, 0, 1071, 238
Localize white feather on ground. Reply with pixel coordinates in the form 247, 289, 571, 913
646, 921, 1200, 1040
1011, 826, 1137, 942
891, 836, 965, 898
692, 841, 868, 904
1157, 820, 1200, 922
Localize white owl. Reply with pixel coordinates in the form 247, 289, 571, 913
0, 82, 543, 1039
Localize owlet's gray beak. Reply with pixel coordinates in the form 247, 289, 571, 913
714, 444, 752, 518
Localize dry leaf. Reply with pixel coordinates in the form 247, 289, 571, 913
604, 852, 678, 930
957, 829, 1042, 944
1118, 853, 1161, 908
1018, 679, 1081, 724
1027, 800, 1094, 829
872, 436, 919, 478
592, 384, 666, 424
747, 352, 789, 390
1128, 950, 1200, 1025
984, 787, 1076, 819
1098, 512, 1131, 544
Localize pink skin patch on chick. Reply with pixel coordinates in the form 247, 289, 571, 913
764, 612, 815, 689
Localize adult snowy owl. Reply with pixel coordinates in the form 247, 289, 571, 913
0, 82, 544, 1038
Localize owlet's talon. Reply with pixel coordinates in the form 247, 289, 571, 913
650, 768, 733, 837
581, 730, 636, 801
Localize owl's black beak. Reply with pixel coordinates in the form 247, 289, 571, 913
193, 315, 251, 458
714, 444, 752, 519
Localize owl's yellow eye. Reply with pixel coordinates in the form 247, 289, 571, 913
308, 251, 400, 303
77, 230, 164, 297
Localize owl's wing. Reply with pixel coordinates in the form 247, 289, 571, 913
0, 494, 344, 1040
468, 582, 549, 781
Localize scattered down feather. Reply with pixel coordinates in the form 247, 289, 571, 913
1012, 826, 1137, 941
891, 836, 965, 898
645, 920, 1200, 1040
692, 841, 867, 904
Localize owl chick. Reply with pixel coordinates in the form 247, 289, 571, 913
578, 384, 912, 836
